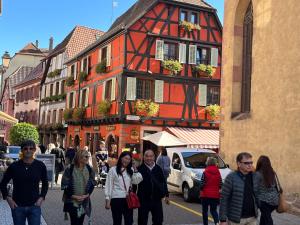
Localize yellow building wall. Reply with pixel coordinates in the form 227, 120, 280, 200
220, 0, 300, 193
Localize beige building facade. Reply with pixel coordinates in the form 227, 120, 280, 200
220, 0, 300, 193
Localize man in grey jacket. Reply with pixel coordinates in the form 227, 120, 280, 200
220, 152, 259, 225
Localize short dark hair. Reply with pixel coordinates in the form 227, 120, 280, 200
236, 152, 252, 162
20, 140, 36, 150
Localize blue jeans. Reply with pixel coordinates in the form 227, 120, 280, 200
11, 205, 41, 225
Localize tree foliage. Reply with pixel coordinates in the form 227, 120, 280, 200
9, 123, 39, 146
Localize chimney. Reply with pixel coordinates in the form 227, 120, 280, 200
49, 37, 54, 51
35, 40, 39, 48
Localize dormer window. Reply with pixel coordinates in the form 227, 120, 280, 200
180, 11, 188, 21
180, 9, 199, 25
81, 57, 88, 73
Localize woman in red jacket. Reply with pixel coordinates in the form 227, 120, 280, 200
200, 157, 222, 225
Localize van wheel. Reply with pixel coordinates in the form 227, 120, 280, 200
183, 183, 192, 202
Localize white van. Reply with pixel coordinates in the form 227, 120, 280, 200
166, 148, 231, 202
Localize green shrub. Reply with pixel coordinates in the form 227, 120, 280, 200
98, 100, 111, 116
162, 60, 183, 76
9, 123, 39, 146
135, 100, 159, 117
179, 20, 201, 32
205, 104, 221, 120
95, 60, 107, 74
73, 107, 86, 120
53, 69, 62, 76
63, 109, 73, 121
66, 76, 75, 87
193, 64, 216, 77
79, 71, 88, 82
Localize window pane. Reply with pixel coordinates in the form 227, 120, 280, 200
191, 13, 197, 24
164, 43, 177, 60
136, 79, 153, 100
196, 48, 209, 64
180, 11, 187, 21
105, 80, 112, 100
207, 87, 220, 105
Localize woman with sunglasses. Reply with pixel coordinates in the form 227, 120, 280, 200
105, 151, 143, 225
256, 155, 280, 225
61, 149, 96, 225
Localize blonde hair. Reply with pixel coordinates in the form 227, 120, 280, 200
206, 157, 218, 166
73, 149, 89, 167
48, 143, 56, 151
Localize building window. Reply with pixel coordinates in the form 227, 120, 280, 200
69, 92, 74, 108
105, 80, 112, 100
101, 47, 108, 64
196, 48, 209, 65
190, 12, 198, 24
42, 111, 46, 124
93, 86, 97, 105
241, 1, 253, 113
136, 79, 153, 100
52, 110, 57, 124
59, 109, 63, 123
70, 64, 76, 79
207, 86, 220, 105
180, 11, 188, 21
163, 43, 177, 60
81, 89, 87, 107
61, 80, 65, 94
81, 57, 88, 73
55, 82, 59, 95
50, 84, 53, 96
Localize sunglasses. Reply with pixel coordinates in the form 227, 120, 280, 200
240, 161, 253, 165
23, 147, 35, 151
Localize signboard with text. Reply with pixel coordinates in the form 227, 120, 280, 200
35, 154, 55, 185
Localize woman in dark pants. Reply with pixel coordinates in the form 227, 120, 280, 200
61, 149, 96, 225
200, 157, 222, 225
105, 151, 143, 225
256, 155, 280, 225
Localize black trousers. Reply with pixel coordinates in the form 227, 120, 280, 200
201, 198, 219, 225
138, 199, 163, 225
111, 198, 133, 225
259, 201, 277, 225
68, 207, 85, 225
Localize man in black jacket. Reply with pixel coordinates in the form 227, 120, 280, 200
0, 140, 48, 225
137, 149, 169, 225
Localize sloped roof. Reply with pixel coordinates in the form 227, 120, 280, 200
46, 25, 104, 59
16, 62, 44, 86
10, 66, 34, 87
18, 43, 47, 56
66, 0, 214, 64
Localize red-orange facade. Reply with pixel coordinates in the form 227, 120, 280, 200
65, 0, 222, 158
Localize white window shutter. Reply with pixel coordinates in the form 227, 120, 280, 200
210, 47, 219, 67
98, 48, 102, 63
198, 84, 207, 106
111, 78, 116, 101
102, 81, 106, 100
126, 77, 136, 100
154, 80, 164, 103
79, 90, 82, 107
86, 57, 89, 74
74, 63, 77, 79
85, 88, 89, 107
189, 45, 197, 65
72, 92, 76, 107
107, 44, 111, 67
80, 59, 84, 72
66, 93, 70, 108
155, 40, 164, 61
179, 43, 186, 64
57, 54, 62, 69
52, 57, 56, 71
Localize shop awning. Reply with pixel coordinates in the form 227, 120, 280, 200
166, 127, 219, 149
142, 131, 187, 147
0, 111, 18, 124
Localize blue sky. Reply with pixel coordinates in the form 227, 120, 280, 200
0, 0, 224, 57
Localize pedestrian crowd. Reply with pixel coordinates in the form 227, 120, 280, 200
0, 139, 286, 225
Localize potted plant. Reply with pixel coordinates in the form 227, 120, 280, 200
47, 72, 54, 78
73, 107, 86, 120
95, 59, 107, 74
162, 59, 183, 76
193, 64, 216, 78
98, 99, 111, 116
135, 100, 159, 117
205, 104, 221, 121
79, 71, 88, 82
53, 123, 64, 130
179, 20, 201, 32
66, 76, 75, 87
53, 69, 62, 77
63, 108, 73, 121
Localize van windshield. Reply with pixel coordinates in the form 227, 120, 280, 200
8, 146, 21, 154
181, 152, 226, 169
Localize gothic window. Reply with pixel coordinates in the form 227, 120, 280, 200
241, 1, 253, 113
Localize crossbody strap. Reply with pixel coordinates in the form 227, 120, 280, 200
274, 173, 282, 193
121, 172, 128, 194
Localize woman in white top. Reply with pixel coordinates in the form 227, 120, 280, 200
105, 151, 143, 225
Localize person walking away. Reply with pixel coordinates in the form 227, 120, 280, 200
200, 157, 222, 225
65, 147, 76, 166
61, 149, 96, 225
137, 149, 169, 225
219, 152, 259, 225
0, 140, 48, 225
51, 143, 66, 185
256, 155, 280, 225
45, 143, 55, 154
156, 148, 171, 180
105, 151, 143, 225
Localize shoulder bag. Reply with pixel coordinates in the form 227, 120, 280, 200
275, 173, 289, 213
121, 173, 140, 209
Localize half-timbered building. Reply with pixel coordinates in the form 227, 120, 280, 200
65, 0, 222, 158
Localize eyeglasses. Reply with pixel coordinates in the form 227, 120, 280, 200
240, 161, 253, 165
23, 147, 35, 151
